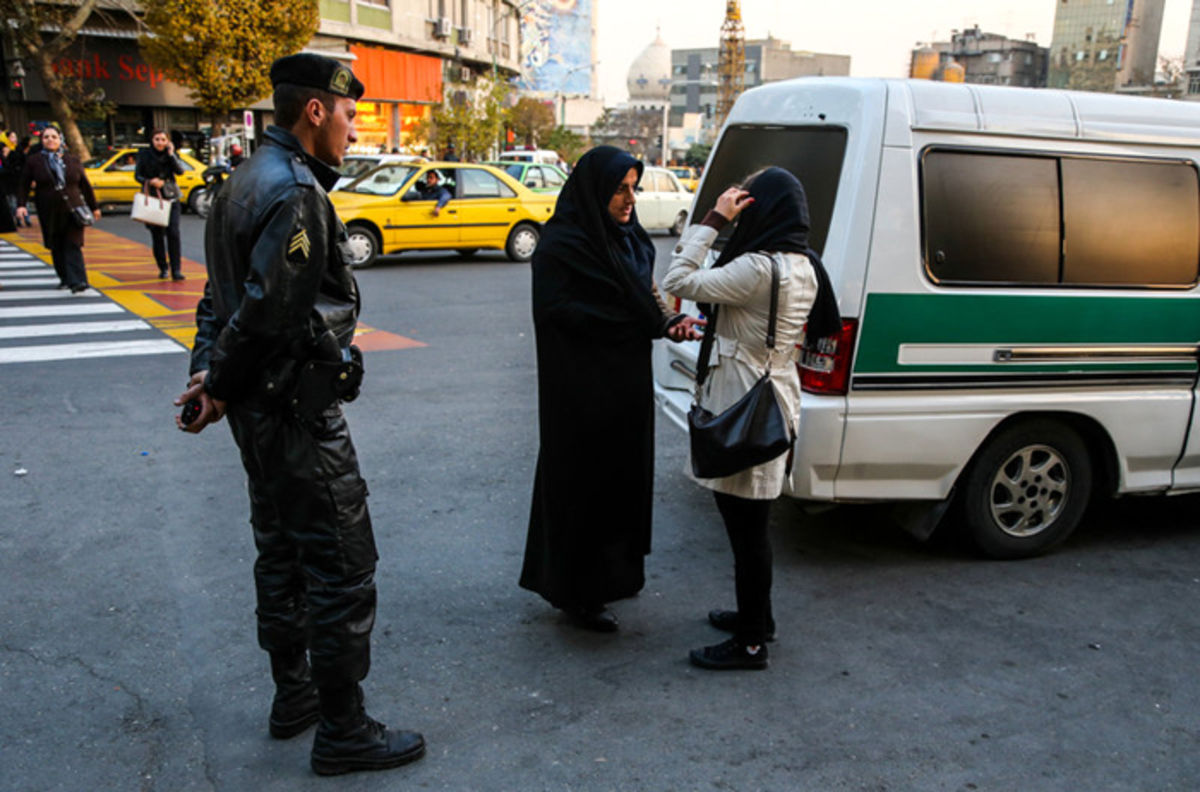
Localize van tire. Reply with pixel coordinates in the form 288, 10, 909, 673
345, 224, 380, 269
669, 211, 687, 236
959, 420, 1092, 559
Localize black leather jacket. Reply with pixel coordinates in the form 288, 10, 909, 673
190, 126, 360, 403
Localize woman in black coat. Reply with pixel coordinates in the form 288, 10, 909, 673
134, 129, 186, 280
16, 126, 100, 292
519, 146, 704, 632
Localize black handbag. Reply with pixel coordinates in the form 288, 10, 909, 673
687, 255, 793, 479
70, 203, 94, 227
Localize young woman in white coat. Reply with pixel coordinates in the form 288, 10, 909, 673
661, 167, 840, 670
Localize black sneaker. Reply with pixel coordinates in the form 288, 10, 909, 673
689, 638, 768, 671
707, 609, 776, 642
311, 715, 425, 776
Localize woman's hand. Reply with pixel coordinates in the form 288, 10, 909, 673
714, 187, 754, 221
667, 315, 707, 342
93, 208, 101, 220
149, 177, 165, 189
15, 207, 27, 222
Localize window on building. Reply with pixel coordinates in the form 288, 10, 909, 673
923, 149, 1199, 287
1189, 74, 1200, 95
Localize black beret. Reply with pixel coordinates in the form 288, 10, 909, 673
270, 53, 364, 100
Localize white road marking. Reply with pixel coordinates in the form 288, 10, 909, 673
0, 277, 61, 287
0, 289, 102, 301
0, 269, 54, 276
0, 339, 183, 364
0, 260, 43, 269
0, 320, 150, 339
0, 303, 124, 319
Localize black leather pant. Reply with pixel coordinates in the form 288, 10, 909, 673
226, 402, 378, 690
713, 491, 774, 645
148, 200, 181, 275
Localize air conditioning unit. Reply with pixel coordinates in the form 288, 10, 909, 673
433, 17, 451, 38
458, 66, 472, 83
458, 27, 473, 46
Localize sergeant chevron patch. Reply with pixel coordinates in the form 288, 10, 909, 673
288, 228, 311, 262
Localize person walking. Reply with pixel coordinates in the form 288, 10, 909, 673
173, 53, 425, 776
0, 134, 17, 233
135, 129, 186, 280
6, 136, 32, 227
15, 126, 99, 292
520, 146, 704, 632
661, 167, 841, 670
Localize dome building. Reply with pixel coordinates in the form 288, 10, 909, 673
627, 31, 673, 109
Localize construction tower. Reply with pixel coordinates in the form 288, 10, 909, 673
716, 0, 746, 130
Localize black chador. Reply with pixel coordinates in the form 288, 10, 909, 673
520, 146, 676, 614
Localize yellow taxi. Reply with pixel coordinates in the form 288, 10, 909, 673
84, 147, 209, 213
667, 166, 698, 192
330, 161, 556, 267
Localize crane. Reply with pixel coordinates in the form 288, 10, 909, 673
716, 0, 746, 131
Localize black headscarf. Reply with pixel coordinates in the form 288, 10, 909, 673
703, 166, 840, 347
533, 145, 662, 336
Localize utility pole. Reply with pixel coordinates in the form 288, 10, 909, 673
716, 0, 745, 132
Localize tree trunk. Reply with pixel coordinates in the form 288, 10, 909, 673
27, 47, 91, 160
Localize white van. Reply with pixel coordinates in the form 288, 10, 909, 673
654, 78, 1200, 558
498, 149, 562, 166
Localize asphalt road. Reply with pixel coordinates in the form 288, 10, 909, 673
2, 211, 1199, 791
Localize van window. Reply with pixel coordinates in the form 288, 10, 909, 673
923, 149, 1200, 288
923, 151, 1060, 283
694, 126, 847, 256
1061, 158, 1199, 286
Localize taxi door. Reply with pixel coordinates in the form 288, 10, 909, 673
91, 152, 140, 205
454, 169, 519, 246
387, 167, 460, 248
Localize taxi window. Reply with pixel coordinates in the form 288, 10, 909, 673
337, 158, 377, 181
543, 167, 565, 187
344, 164, 417, 195
523, 168, 545, 189
502, 164, 524, 179
461, 169, 515, 198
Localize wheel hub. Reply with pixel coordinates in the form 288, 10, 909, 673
989, 444, 1070, 537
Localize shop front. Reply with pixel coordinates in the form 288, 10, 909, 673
347, 45, 442, 154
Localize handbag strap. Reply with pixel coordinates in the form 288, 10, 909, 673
694, 254, 780, 389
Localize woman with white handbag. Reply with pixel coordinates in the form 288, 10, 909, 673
134, 129, 185, 280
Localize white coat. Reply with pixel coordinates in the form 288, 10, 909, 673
661, 223, 817, 499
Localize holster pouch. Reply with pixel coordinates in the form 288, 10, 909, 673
288, 345, 364, 418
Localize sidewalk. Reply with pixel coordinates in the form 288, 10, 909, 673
3, 222, 423, 352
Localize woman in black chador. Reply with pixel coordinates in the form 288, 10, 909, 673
520, 146, 703, 632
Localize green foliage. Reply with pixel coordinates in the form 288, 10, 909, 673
418, 77, 512, 161
684, 143, 713, 168
510, 97, 555, 147
544, 126, 586, 166
139, 0, 319, 119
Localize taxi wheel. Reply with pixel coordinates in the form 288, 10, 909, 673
669, 211, 687, 236
506, 223, 540, 262
345, 224, 380, 269
959, 419, 1092, 559
189, 188, 211, 218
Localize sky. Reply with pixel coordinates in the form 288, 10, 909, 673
594, 0, 1194, 104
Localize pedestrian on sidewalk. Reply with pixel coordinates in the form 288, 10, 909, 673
135, 129, 186, 280
0, 134, 17, 233
15, 126, 100, 293
173, 52, 425, 777
661, 167, 841, 671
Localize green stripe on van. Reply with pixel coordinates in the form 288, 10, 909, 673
855, 293, 1200, 374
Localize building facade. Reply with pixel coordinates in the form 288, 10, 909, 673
911, 26, 1047, 87
670, 36, 849, 140
1185, 0, 1200, 99
0, 0, 523, 158
1047, 0, 1166, 92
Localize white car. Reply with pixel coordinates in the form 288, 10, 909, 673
637, 166, 692, 235
334, 154, 426, 191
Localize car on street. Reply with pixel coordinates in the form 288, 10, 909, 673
333, 153, 427, 191
84, 147, 209, 214
668, 165, 699, 192
482, 161, 568, 193
637, 166, 692, 235
330, 161, 556, 267
498, 148, 563, 166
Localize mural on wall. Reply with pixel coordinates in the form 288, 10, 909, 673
518, 0, 594, 95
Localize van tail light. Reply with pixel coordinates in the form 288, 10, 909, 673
799, 318, 858, 396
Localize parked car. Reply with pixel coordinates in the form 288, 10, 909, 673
329, 161, 556, 267
84, 147, 209, 214
637, 166, 692, 235
498, 148, 562, 166
654, 76, 1200, 559
334, 153, 427, 191
482, 161, 568, 193
668, 165, 699, 192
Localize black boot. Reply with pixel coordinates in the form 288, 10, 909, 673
268, 650, 319, 739
310, 685, 425, 776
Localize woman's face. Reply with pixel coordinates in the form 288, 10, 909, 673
607, 167, 638, 225
40, 129, 61, 151
152, 133, 169, 150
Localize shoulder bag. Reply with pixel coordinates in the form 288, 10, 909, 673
131, 183, 171, 227
687, 255, 794, 479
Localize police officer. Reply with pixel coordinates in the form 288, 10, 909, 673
174, 53, 425, 776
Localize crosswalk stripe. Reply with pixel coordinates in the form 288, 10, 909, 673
0, 260, 43, 269
0, 303, 124, 319
1, 277, 61, 287
0, 339, 184, 364
0, 288, 102, 301
0, 269, 54, 276
0, 319, 151, 339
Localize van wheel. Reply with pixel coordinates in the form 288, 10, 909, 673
506, 223, 539, 262
959, 420, 1092, 559
345, 224, 380, 269
669, 210, 687, 236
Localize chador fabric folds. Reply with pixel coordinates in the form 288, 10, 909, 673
520, 146, 673, 611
